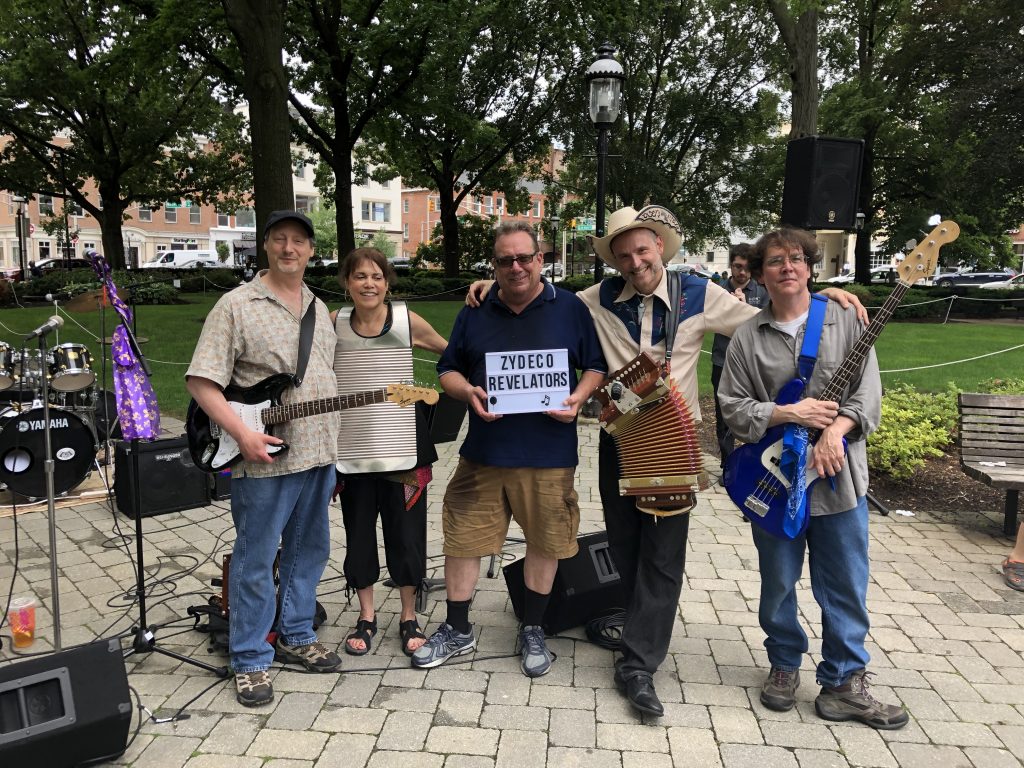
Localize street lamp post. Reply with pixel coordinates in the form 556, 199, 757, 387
586, 43, 624, 284
549, 214, 560, 281
12, 195, 27, 277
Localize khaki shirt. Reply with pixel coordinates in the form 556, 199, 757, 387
578, 270, 758, 422
186, 271, 339, 477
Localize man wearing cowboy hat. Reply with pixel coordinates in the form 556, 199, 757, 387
467, 205, 865, 716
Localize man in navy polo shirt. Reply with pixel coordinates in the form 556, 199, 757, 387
412, 221, 606, 677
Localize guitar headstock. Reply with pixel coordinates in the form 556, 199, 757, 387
387, 384, 440, 407
897, 220, 960, 286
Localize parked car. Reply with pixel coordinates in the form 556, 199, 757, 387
826, 265, 899, 285
666, 262, 714, 279
979, 274, 1024, 290
35, 257, 94, 272
141, 249, 219, 269
541, 263, 564, 278
933, 267, 1016, 287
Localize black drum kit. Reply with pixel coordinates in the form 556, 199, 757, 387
0, 340, 120, 500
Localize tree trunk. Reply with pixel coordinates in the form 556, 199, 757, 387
222, 0, 294, 269
335, 146, 356, 259
438, 190, 461, 277
768, 0, 819, 138
98, 204, 128, 272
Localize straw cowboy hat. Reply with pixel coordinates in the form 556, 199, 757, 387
587, 205, 683, 266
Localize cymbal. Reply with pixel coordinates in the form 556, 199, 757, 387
101, 336, 149, 345
64, 289, 105, 312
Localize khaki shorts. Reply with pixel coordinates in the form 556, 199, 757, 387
442, 458, 580, 559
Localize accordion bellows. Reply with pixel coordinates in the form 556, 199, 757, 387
596, 353, 707, 516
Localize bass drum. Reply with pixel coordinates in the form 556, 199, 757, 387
0, 407, 95, 499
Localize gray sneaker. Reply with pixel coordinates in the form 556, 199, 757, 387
518, 625, 553, 678
411, 623, 476, 669
274, 638, 342, 672
815, 670, 909, 730
234, 669, 273, 707
761, 667, 800, 711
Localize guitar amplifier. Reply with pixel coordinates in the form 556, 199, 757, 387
114, 436, 210, 518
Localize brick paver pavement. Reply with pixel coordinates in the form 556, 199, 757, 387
1, 416, 1021, 767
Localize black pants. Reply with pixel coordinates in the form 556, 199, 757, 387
339, 475, 427, 590
599, 433, 690, 678
711, 364, 734, 467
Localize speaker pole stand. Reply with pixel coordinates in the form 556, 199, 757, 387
113, 310, 226, 677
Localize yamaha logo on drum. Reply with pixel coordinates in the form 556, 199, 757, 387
17, 416, 71, 432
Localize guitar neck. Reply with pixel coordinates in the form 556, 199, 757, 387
261, 388, 391, 425
818, 281, 910, 403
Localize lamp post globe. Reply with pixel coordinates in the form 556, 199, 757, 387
586, 43, 624, 283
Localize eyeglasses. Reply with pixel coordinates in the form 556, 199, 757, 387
493, 254, 536, 269
763, 252, 808, 268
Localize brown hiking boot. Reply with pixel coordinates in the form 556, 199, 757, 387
815, 670, 909, 730
761, 667, 800, 711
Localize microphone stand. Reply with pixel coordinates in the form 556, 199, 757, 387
115, 306, 227, 677
36, 331, 63, 651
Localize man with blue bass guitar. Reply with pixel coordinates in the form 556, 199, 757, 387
186, 210, 343, 707
718, 227, 911, 730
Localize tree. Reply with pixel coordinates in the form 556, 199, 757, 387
765, 0, 823, 138
220, 0, 296, 266
0, 1, 249, 270
365, 0, 582, 276
555, 0, 781, 251
415, 215, 498, 273
306, 204, 339, 259
819, 0, 1024, 275
287, 0, 438, 259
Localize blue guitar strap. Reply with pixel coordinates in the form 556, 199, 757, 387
780, 293, 828, 537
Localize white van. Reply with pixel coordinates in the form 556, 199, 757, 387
142, 250, 219, 269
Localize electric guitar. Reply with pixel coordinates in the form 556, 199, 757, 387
724, 221, 959, 539
186, 374, 439, 472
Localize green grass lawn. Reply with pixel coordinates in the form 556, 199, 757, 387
1, 295, 1020, 420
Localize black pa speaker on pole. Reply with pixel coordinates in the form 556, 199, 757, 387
781, 136, 864, 230
0, 638, 132, 767
503, 530, 627, 634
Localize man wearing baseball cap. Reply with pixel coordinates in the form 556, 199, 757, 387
187, 210, 342, 706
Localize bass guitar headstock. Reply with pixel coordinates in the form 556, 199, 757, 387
898, 220, 960, 286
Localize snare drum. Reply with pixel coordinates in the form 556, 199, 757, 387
49, 343, 95, 392
0, 343, 14, 390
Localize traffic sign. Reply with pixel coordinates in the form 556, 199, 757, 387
575, 217, 596, 233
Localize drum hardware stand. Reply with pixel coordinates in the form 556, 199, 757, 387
115, 310, 227, 677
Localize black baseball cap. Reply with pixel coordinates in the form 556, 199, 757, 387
263, 210, 315, 240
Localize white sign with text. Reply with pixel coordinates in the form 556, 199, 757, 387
484, 348, 571, 415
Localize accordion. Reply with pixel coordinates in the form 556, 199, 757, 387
595, 353, 707, 516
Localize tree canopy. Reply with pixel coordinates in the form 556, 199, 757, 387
0, 0, 249, 269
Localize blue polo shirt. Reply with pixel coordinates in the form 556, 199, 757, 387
438, 279, 607, 467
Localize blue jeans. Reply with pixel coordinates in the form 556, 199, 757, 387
228, 465, 334, 673
752, 497, 871, 687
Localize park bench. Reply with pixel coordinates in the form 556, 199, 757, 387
958, 393, 1024, 535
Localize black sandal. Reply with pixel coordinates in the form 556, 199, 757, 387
345, 617, 377, 656
399, 619, 427, 657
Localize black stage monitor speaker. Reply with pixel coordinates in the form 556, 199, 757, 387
0, 638, 131, 768
114, 435, 210, 518
781, 136, 864, 230
504, 530, 627, 634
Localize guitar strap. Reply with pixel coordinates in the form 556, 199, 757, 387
293, 298, 318, 387
662, 269, 682, 376
780, 293, 829, 537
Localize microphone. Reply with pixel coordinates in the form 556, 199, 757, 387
25, 315, 64, 341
